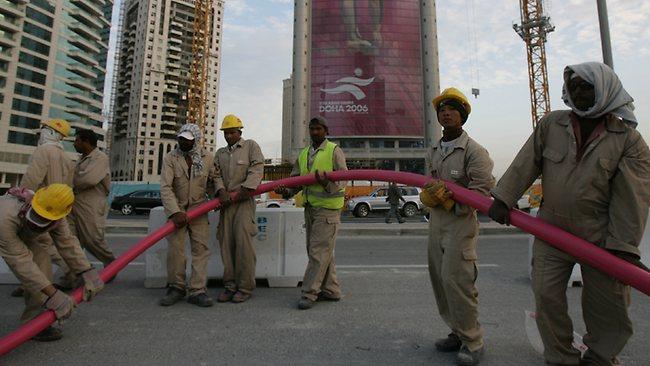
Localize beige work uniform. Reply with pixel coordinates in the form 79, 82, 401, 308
492, 111, 650, 365
69, 148, 115, 265
214, 139, 264, 294
427, 131, 495, 352
289, 140, 347, 301
161, 148, 218, 295
0, 196, 92, 322
21, 143, 75, 274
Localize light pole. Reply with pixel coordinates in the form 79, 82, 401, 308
597, 0, 614, 69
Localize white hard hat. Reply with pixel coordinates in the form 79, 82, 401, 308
178, 131, 195, 140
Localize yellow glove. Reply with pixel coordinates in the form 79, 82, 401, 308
420, 188, 439, 208
421, 181, 454, 211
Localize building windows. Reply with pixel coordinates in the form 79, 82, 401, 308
23, 22, 52, 40
18, 52, 47, 70
7, 131, 38, 146
9, 114, 40, 129
26, 7, 53, 27
12, 98, 43, 115
21, 37, 50, 56
14, 82, 44, 100
31, 0, 55, 13
16, 67, 46, 85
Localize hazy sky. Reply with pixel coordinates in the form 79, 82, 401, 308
105, 0, 650, 177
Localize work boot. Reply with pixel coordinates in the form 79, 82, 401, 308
231, 291, 252, 303
580, 350, 618, 366
10, 286, 24, 297
217, 289, 236, 303
398, 219, 405, 224
457, 345, 485, 366
159, 287, 186, 306
317, 292, 341, 302
435, 333, 462, 352
298, 297, 315, 310
385, 220, 392, 224
187, 293, 214, 307
32, 326, 62, 342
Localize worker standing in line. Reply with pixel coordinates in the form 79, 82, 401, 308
275, 116, 348, 310
12, 120, 79, 296
160, 124, 218, 307
69, 129, 116, 268
385, 182, 405, 224
420, 88, 494, 366
0, 184, 103, 341
488, 62, 650, 366
214, 114, 264, 303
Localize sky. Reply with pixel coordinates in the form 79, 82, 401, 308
104, 0, 650, 177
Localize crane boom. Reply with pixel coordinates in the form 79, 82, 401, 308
187, 0, 211, 139
514, 0, 555, 128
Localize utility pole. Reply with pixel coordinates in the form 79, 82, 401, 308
596, 0, 614, 69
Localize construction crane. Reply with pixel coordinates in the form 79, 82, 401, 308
187, 0, 211, 140
513, 0, 555, 128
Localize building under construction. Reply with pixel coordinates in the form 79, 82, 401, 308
109, 0, 224, 182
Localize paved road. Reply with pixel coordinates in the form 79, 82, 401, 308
1, 235, 648, 365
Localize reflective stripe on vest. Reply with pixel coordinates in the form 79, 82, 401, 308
298, 141, 345, 209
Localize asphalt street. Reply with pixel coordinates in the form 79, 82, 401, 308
1, 234, 648, 365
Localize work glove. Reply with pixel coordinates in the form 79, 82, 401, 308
314, 170, 332, 189
81, 268, 104, 301
170, 211, 189, 228
217, 189, 231, 208
488, 198, 511, 225
420, 181, 454, 211
43, 290, 75, 321
609, 250, 650, 272
236, 187, 254, 201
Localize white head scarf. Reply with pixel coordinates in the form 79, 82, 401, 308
38, 126, 63, 146
175, 123, 204, 177
561, 62, 637, 127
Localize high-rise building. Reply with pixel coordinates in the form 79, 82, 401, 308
0, 0, 112, 192
109, 0, 224, 182
286, 0, 440, 174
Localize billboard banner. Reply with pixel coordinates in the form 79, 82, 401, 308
310, 0, 424, 137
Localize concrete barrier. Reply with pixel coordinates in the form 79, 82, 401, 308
144, 206, 307, 288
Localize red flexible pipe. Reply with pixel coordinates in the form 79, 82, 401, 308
1, 169, 648, 356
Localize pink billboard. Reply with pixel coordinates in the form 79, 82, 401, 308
310, 0, 424, 137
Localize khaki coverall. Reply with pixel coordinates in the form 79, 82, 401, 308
289, 140, 347, 301
214, 139, 264, 295
161, 149, 218, 295
69, 148, 115, 265
427, 131, 495, 352
0, 196, 92, 322
21, 143, 75, 274
492, 111, 650, 365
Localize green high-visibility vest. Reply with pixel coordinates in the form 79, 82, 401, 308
299, 141, 345, 209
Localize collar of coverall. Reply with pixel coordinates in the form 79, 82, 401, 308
557, 112, 626, 133
310, 139, 329, 152
432, 130, 469, 151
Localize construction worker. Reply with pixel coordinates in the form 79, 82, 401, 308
0, 184, 103, 341
488, 62, 650, 366
69, 129, 116, 268
214, 114, 264, 303
420, 88, 494, 366
385, 182, 405, 224
160, 124, 219, 307
275, 116, 348, 310
12, 120, 77, 297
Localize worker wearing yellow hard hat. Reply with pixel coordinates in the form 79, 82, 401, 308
214, 114, 265, 303
422, 87, 495, 365
0, 184, 103, 341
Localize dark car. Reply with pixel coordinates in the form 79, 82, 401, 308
111, 190, 162, 215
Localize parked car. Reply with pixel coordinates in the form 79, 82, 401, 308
257, 199, 296, 209
111, 190, 162, 215
347, 186, 423, 218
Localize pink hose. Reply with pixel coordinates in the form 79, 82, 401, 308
1, 169, 648, 356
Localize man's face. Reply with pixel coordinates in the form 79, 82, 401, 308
223, 128, 241, 146
73, 136, 85, 154
568, 75, 596, 111
437, 105, 463, 130
309, 124, 327, 144
177, 136, 194, 152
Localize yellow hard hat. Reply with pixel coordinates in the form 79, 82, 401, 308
220, 114, 244, 130
31, 184, 74, 221
42, 119, 71, 137
432, 87, 472, 115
